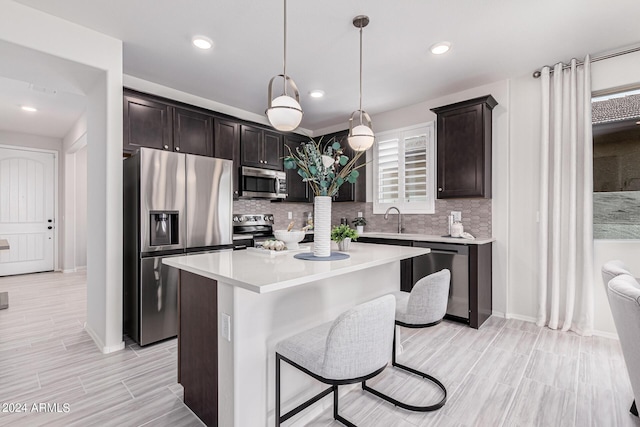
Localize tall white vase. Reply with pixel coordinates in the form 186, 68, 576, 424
313, 196, 332, 257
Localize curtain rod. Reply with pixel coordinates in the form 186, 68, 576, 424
532, 45, 640, 78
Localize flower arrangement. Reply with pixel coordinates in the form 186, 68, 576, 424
330, 224, 359, 242
283, 137, 365, 197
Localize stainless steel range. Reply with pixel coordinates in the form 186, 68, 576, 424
232, 214, 275, 247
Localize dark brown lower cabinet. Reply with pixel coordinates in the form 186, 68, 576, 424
468, 243, 492, 328
358, 238, 492, 328
178, 271, 218, 426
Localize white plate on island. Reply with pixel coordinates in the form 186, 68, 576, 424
247, 245, 312, 257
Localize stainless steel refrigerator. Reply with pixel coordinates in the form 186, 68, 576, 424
123, 148, 233, 346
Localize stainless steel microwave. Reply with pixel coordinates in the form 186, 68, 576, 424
240, 166, 287, 199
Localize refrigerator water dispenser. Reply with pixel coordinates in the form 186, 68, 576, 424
150, 211, 179, 246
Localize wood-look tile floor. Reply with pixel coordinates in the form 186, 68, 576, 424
304, 318, 640, 427
0, 271, 203, 427
1, 271, 638, 427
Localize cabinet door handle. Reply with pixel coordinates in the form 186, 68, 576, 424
163, 145, 169, 150
438, 187, 443, 191
175, 146, 180, 152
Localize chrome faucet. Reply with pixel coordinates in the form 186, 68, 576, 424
384, 206, 404, 233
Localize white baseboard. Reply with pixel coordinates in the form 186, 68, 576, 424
505, 313, 537, 323
84, 322, 125, 354
590, 329, 619, 340
62, 266, 87, 273
500, 312, 619, 340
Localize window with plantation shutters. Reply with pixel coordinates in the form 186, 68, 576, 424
373, 122, 435, 214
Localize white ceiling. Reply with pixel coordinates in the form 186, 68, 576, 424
0, 39, 102, 138
8, 0, 640, 134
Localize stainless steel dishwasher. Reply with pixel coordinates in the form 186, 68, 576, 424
412, 242, 469, 322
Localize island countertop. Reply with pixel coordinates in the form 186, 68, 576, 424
163, 242, 429, 294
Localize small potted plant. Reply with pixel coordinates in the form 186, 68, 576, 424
331, 224, 359, 251
352, 216, 367, 234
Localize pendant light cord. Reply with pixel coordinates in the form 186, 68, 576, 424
359, 25, 363, 123
283, 0, 288, 96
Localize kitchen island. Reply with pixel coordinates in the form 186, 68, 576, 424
163, 242, 430, 426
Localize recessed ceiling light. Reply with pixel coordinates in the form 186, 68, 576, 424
309, 90, 325, 98
21, 106, 37, 112
430, 42, 451, 55
192, 36, 213, 50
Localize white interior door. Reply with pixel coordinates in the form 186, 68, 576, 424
0, 148, 55, 276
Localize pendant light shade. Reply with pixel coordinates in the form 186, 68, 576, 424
348, 15, 374, 152
266, 0, 303, 131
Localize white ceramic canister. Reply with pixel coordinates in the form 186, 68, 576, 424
450, 221, 464, 238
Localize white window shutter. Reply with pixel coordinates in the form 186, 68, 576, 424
373, 122, 435, 215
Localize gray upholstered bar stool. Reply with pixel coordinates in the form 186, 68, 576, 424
275, 295, 395, 426
363, 269, 450, 412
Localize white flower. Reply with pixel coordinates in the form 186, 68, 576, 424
321, 155, 334, 169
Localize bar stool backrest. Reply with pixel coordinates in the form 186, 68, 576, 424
406, 269, 450, 325
321, 295, 395, 380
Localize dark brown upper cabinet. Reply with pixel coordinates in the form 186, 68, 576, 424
172, 107, 213, 156
240, 125, 283, 171
123, 94, 172, 152
214, 118, 241, 198
431, 95, 497, 199
124, 89, 214, 157
319, 130, 366, 202
283, 134, 313, 203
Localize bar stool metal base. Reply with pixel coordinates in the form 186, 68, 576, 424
361, 320, 447, 412
276, 352, 385, 426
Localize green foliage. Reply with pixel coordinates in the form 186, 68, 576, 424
352, 217, 367, 226
330, 224, 359, 242
283, 136, 366, 197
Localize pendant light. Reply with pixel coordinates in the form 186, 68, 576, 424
266, 0, 303, 131
348, 15, 374, 152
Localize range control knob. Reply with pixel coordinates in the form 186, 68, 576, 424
267, 215, 274, 221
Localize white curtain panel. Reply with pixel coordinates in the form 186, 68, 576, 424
537, 56, 594, 335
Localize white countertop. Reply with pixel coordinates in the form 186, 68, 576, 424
359, 232, 495, 245
163, 242, 429, 294
0, 239, 9, 250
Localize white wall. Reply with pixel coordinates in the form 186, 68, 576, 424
0, 130, 63, 270
371, 81, 511, 317
62, 113, 88, 272
74, 145, 87, 268
0, 2, 124, 353
506, 73, 542, 325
